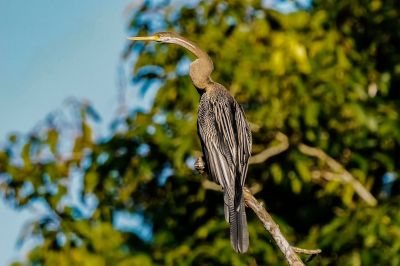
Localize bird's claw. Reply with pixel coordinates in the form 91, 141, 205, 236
195, 156, 207, 175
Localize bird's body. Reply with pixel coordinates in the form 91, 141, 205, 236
128, 32, 252, 253
197, 82, 251, 253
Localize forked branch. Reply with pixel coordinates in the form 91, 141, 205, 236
298, 143, 377, 206
249, 132, 289, 165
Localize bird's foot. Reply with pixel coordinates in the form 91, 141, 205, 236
195, 156, 207, 175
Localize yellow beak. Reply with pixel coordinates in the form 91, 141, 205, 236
127, 35, 159, 41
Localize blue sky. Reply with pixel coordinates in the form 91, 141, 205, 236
0, 1, 132, 264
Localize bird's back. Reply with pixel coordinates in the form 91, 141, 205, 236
197, 83, 251, 253
197, 83, 251, 189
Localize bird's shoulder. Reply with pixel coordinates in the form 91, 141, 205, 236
201, 82, 234, 104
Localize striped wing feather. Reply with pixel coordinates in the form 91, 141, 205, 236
197, 94, 251, 253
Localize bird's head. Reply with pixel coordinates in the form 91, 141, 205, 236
128, 31, 213, 90
127, 31, 181, 44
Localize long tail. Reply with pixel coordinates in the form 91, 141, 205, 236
229, 196, 249, 253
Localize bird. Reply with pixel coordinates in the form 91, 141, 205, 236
128, 32, 252, 253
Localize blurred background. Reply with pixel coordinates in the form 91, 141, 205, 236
1, 0, 399, 265
0, 0, 132, 263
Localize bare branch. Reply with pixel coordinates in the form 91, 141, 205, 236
248, 121, 262, 132
249, 132, 289, 165
312, 170, 357, 183
202, 179, 222, 192
298, 143, 377, 206
201, 180, 321, 265
292, 246, 322, 255
202, 180, 261, 196
243, 187, 311, 266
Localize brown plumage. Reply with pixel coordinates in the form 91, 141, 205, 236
128, 32, 252, 253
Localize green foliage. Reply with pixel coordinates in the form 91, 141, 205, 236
1, 0, 400, 265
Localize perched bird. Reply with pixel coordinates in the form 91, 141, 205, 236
128, 32, 252, 253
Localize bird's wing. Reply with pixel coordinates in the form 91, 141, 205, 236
198, 102, 234, 197
198, 99, 251, 198
234, 102, 252, 187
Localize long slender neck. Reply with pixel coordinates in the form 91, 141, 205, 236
169, 35, 214, 90
170, 36, 212, 63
